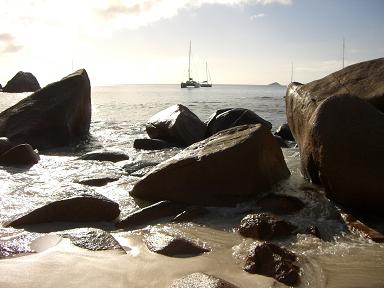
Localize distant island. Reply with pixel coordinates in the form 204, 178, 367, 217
268, 82, 286, 87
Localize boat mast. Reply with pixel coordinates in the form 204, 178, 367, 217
342, 37, 345, 69
188, 40, 191, 80
290, 62, 293, 83
206, 61, 208, 82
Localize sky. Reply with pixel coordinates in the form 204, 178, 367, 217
0, 0, 383, 86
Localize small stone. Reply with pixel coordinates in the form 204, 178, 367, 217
170, 272, 239, 288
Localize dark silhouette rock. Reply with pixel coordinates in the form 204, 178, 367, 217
205, 108, 272, 137
78, 149, 129, 162
239, 213, 297, 240
5, 193, 120, 227
144, 232, 209, 257
146, 104, 206, 147
257, 195, 304, 215
244, 242, 299, 286
170, 273, 239, 288
0, 69, 91, 150
131, 125, 290, 206
133, 138, 174, 150
0, 83, 2, 90
75, 175, 120, 187
274, 123, 294, 141
0, 144, 40, 166
0, 137, 13, 155
115, 200, 185, 229
3, 71, 40, 93
286, 58, 384, 215
61, 228, 124, 251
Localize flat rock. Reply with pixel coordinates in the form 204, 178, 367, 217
75, 175, 120, 187
0, 143, 40, 166
244, 242, 299, 286
61, 228, 124, 251
5, 193, 120, 227
133, 138, 174, 150
144, 232, 209, 257
116, 200, 185, 229
170, 273, 239, 288
0, 69, 91, 150
131, 124, 290, 206
146, 104, 206, 147
3, 71, 40, 93
257, 195, 304, 215
78, 149, 129, 162
205, 108, 272, 137
239, 213, 297, 240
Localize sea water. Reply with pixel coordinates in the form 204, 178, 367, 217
0, 84, 383, 287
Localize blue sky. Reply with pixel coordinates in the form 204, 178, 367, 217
0, 0, 383, 86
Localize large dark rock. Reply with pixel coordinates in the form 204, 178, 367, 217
0, 69, 91, 150
5, 193, 120, 227
3, 71, 40, 93
239, 213, 297, 240
286, 58, 384, 215
131, 124, 290, 206
115, 200, 185, 229
205, 108, 272, 137
0, 143, 40, 166
144, 232, 209, 257
78, 149, 129, 162
146, 104, 206, 147
244, 242, 299, 286
170, 273, 239, 288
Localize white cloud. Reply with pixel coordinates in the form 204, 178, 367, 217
250, 13, 265, 20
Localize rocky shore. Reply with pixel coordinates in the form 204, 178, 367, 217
1, 58, 384, 287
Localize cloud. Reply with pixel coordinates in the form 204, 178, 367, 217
0, 33, 23, 53
250, 13, 265, 20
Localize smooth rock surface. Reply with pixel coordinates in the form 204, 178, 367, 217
6, 193, 120, 227
3, 71, 40, 93
0, 69, 91, 150
75, 175, 120, 187
146, 104, 206, 147
0, 144, 40, 166
116, 200, 185, 229
239, 213, 297, 240
205, 108, 272, 137
78, 149, 129, 162
244, 242, 299, 286
144, 232, 209, 257
285, 58, 384, 214
131, 124, 290, 206
170, 273, 239, 288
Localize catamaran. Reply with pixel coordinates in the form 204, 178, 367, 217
181, 41, 200, 88
200, 61, 212, 88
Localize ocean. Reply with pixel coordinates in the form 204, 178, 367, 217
0, 84, 383, 287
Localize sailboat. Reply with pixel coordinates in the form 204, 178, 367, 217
181, 41, 200, 88
200, 61, 212, 88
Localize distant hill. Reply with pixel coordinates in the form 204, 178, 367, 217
268, 82, 286, 87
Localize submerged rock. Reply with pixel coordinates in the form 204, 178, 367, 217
0, 144, 40, 166
146, 104, 206, 147
0, 69, 91, 150
131, 124, 290, 206
116, 200, 185, 229
62, 228, 123, 251
257, 195, 304, 215
3, 71, 40, 93
75, 175, 120, 187
170, 273, 239, 288
6, 193, 120, 227
205, 108, 272, 137
244, 242, 299, 286
144, 232, 209, 257
239, 213, 297, 240
133, 138, 174, 150
286, 58, 384, 214
78, 149, 129, 162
